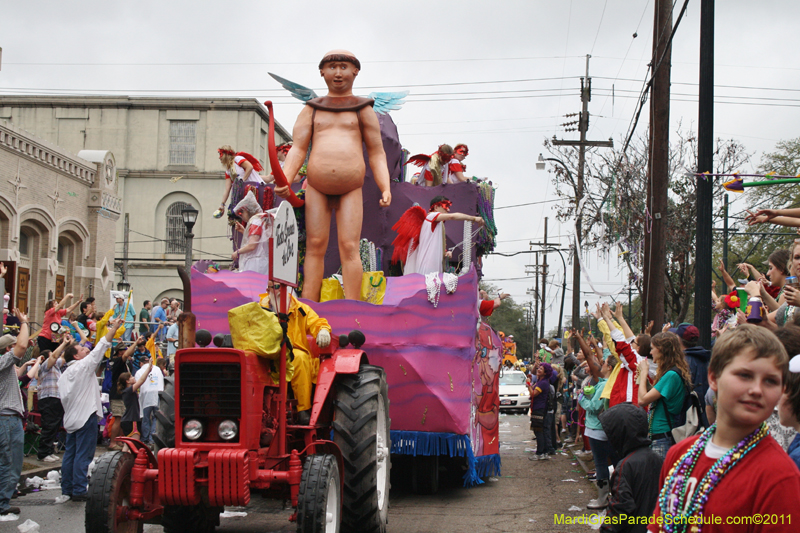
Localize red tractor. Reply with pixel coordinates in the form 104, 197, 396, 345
84, 283, 390, 532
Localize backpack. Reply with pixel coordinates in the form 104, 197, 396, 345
664, 368, 707, 444
101, 360, 113, 394
546, 383, 557, 413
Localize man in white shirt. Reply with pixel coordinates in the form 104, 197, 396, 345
58, 317, 122, 501
166, 321, 179, 370
135, 359, 164, 446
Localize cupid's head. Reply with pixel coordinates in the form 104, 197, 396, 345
319, 50, 360, 93
318, 50, 361, 71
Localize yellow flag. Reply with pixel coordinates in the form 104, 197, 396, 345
95, 308, 124, 358
146, 333, 161, 365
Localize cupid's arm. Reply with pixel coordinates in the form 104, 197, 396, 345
361, 108, 392, 207
279, 107, 313, 188
436, 212, 485, 225
240, 159, 254, 182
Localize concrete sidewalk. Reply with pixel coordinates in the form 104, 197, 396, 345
20, 447, 111, 489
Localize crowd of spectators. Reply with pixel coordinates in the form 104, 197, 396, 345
0, 265, 182, 518
519, 253, 800, 532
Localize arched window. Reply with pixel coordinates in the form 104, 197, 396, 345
165, 201, 191, 254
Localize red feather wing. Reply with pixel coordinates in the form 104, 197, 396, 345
235, 151, 264, 172
405, 153, 432, 168
391, 206, 427, 263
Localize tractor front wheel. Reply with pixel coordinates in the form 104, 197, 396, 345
297, 454, 341, 533
85, 451, 143, 533
333, 364, 390, 533
153, 376, 175, 452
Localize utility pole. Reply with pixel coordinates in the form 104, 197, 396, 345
552, 54, 614, 333
722, 194, 729, 272
526, 253, 542, 341
643, 0, 673, 330
122, 213, 130, 285
540, 217, 548, 339
695, 0, 715, 349
534, 252, 540, 341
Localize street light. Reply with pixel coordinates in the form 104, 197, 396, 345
537, 153, 581, 333
181, 205, 199, 273
117, 280, 130, 292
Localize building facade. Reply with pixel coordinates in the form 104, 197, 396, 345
0, 119, 119, 323
0, 96, 291, 305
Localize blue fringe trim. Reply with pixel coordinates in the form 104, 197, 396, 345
389, 430, 502, 487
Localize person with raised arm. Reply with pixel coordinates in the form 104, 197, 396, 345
0, 306, 30, 517
598, 303, 646, 407
58, 318, 123, 501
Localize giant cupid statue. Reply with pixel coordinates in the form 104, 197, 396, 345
274, 50, 392, 301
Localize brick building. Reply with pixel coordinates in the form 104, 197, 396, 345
0, 119, 119, 322
0, 96, 291, 305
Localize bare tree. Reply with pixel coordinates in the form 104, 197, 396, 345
544, 128, 751, 323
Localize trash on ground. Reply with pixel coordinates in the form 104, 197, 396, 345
578, 489, 584, 493
488, 477, 499, 482
220, 511, 248, 518
568, 505, 582, 511
0, 514, 20, 522
17, 519, 40, 533
54, 495, 70, 504
589, 510, 607, 530
562, 479, 578, 482
525, 448, 537, 452
46, 471, 60, 482
24, 477, 44, 489
87, 459, 97, 480
528, 519, 536, 523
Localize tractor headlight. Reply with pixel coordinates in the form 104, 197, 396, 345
218, 420, 238, 441
183, 419, 204, 441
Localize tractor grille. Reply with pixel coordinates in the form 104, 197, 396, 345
179, 363, 241, 419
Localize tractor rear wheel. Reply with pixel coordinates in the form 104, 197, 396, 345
153, 376, 175, 452
333, 365, 390, 533
297, 454, 341, 533
85, 451, 143, 533
161, 502, 222, 533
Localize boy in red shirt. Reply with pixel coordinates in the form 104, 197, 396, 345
648, 325, 800, 532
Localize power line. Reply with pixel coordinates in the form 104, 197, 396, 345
590, 0, 610, 55
4, 56, 585, 67
494, 198, 564, 210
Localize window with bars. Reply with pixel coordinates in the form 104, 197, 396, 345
169, 121, 196, 165
165, 201, 190, 254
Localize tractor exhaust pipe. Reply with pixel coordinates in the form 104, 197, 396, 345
177, 266, 196, 349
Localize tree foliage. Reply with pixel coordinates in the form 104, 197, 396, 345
544, 128, 751, 324
723, 137, 800, 274
480, 283, 534, 360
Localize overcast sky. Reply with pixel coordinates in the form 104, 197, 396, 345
2, 0, 799, 332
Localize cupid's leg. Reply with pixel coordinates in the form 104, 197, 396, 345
301, 184, 332, 302
335, 187, 364, 301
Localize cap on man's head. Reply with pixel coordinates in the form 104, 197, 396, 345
0, 334, 15, 351
670, 323, 700, 344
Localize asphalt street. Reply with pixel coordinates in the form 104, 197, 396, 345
6, 413, 599, 533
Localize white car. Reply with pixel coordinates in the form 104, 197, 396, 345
498, 370, 530, 413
